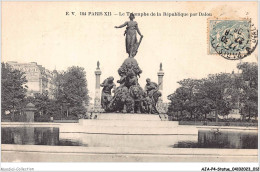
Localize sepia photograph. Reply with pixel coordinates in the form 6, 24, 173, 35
1, 1, 259, 171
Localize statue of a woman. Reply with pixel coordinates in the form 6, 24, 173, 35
115, 13, 143, 58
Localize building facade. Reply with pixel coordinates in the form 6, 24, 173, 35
7, 61, 55, 98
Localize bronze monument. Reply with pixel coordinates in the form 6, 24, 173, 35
101, 13, 161, 114
115, 13, 143, 58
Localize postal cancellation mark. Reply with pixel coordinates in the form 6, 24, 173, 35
208, 19, 258, 60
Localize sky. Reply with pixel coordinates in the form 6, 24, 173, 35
2, 1, 258, 102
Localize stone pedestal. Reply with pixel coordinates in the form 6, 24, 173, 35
75, 113, 197, 135
97, 113, 161, 121
24, 103, 37, 122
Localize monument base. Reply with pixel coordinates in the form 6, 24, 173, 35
75, 113, 197, 135
96, 113, 161, 121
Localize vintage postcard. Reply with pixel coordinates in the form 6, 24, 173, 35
1, 1, 259, 171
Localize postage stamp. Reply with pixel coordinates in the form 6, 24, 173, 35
208, 19, 258, 60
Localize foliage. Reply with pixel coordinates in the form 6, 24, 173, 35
168, 62, 258, 121
53, 66, 89, 117
1, 63, 28, 117
200, 73, 233, 119
237, 62, 258, 120
24, 92, 59, 119
2, 63, 90, 121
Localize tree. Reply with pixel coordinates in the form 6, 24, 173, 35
54, 66, 89, 117
200, 73, 233, 121
237, 62, 258, 120
178, 79, 202, 119
167, 86, 192, 120
195, 84, 215, 120
168, 74, 234, 122
168, 62, 258, 122
237, 62, 258, 89
1, 63, 28, 117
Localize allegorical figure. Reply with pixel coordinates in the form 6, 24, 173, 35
115, 13, 143, 58
117, 58, 142, 88
144, 78, 162, 114
100, 77, 116, 111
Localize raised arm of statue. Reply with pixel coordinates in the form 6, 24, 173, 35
115, 21, 128, 28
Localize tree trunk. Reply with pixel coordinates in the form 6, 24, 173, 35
215, 110, 218, 122
242, 111, 245, 121
12, 104, 15, 116
248, 107, 251, 120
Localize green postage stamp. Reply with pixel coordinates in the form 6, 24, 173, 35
208, 19, 258, 60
